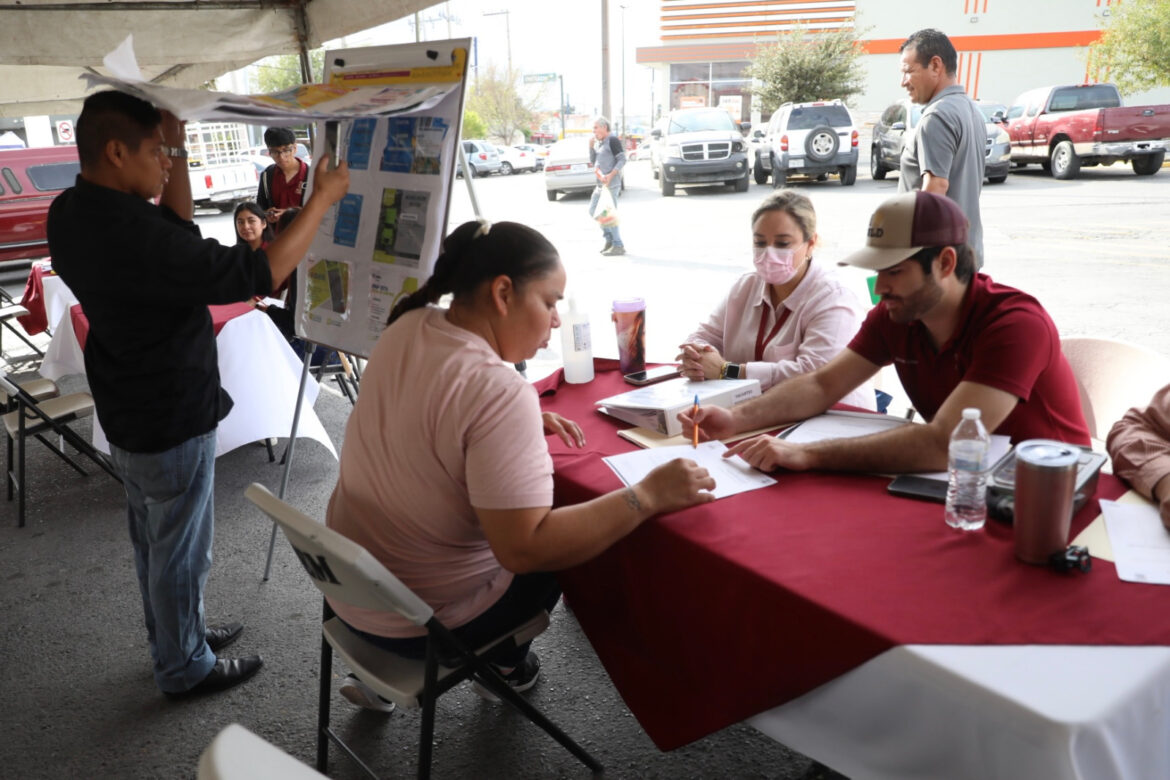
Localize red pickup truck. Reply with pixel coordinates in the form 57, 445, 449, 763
0, 145, 80, 264
1003, 83, 1169, 179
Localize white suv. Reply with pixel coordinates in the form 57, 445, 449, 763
753, 100, 859, 187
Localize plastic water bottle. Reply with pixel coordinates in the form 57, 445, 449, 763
560, 297, 594, 384
945, 408, 990, 531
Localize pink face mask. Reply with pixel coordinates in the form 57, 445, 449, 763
753, 246, 799, 285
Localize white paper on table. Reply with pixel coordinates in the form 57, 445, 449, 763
602, 440, 776, 500
779, 411, 1010, 481
1100, 499, 1170, 584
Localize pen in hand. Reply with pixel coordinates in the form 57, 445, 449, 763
692, 394, 700, 449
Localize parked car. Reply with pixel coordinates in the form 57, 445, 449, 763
0, 145, 80, 264
649, 107, 751, 196
871, 98, 1011, 184
513, 144, 549, 170
457, 139, 502, 177
754, 100, 858, 187
1003, 83, 1169, 179
495, 144, 538, 175
544, 137, 595, 201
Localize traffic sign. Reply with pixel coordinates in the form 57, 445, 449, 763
523, 73, 557, 84
56, 120, 74, 143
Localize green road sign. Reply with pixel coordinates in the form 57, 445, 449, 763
523, 73, 557, 84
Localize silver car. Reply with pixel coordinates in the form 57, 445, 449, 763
870, 99, 1010, 184
459, 139, 501, 177
544, 137, 596, 201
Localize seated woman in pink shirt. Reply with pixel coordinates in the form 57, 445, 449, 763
678, 190, 874, 410
326, 219, 715, 711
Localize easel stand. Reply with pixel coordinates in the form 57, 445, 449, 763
262, 345, 316, 581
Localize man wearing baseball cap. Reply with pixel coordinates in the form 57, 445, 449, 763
682, 191, 1089, 474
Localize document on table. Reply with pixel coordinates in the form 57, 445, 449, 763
1100, 499, 1170, 585
602, 440, 777, 500
780, 411, 1010, 480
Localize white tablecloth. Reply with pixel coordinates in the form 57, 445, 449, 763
749, 644, 1170, 780
40, 307, 336, 459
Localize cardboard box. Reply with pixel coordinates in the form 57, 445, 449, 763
596, 377, 761, 436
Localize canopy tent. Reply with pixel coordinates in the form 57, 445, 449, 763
0, 0, 434, 117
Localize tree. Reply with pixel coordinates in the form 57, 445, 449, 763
744, 26, 868, 112
466, 64, 542, 144
1087, 0, 1170, 95
461, 109, 487, 140
252, 50, 326, 94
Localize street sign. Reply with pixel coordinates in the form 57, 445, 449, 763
523, 73, 557, 84
56, 120, 74, 143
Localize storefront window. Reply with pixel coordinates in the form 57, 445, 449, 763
670, 63, 709, 82
711, 61, 750, 79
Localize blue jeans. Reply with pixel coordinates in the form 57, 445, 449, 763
589, 180, 623, 248
110, 430, 218, 693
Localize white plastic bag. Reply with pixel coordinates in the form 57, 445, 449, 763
593, 185, 619, 227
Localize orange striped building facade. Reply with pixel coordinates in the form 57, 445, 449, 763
635, 0, 1167, 121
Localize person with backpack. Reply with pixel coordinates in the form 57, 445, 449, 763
588, 116, 626, 256
256, 126, 308, 225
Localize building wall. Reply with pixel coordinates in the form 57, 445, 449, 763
638, 0, 1170, 120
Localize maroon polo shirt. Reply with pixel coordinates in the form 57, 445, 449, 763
271, 158, 308, 210
849, 273, 1090, 445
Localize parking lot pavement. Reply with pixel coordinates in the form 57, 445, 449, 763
447, 157, 1170, 383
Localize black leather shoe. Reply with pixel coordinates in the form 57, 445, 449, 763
165, 656, 263, 699
205, 622, 243, 653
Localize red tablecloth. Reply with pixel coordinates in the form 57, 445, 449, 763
539, 361, 1166, 750
72, 301, 256, 350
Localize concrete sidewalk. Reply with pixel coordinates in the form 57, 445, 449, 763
0, 373, 816, 780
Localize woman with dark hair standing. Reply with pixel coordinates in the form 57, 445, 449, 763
326, 219, 715, 711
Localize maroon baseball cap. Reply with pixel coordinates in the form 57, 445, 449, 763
839, 191, 970, 271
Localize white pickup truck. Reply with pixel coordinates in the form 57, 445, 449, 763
185, 121, 260, 210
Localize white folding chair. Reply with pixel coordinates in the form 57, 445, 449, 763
244, 483, 602, 780
1061, 337, 1170, 442
197, 723, 326, 780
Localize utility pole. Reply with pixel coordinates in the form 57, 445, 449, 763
620, 3, 626, 137
483, 9, 512, 76
601, 0, 611, 121
560, 75, 566, 140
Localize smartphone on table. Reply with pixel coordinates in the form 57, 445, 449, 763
624, 365, 680, 386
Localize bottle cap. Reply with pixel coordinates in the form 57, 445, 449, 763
961, 408, 980, 420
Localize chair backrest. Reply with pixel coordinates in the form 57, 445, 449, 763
245, 483, 434, 626
1061, 337, 1170, 440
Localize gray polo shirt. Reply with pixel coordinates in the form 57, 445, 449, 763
899, 84, 986, 267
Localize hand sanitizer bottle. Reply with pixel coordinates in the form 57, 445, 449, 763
560, 296, 594, 384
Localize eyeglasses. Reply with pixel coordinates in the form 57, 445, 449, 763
268, 146, 297, 158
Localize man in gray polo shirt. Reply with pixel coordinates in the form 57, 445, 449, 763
589, 116, 626, 256
898, 28, 986, 267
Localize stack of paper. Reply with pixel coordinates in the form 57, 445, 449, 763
602, 441, 777, 500
597, 377, 761, 436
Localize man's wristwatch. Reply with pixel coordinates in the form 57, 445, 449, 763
720, 362, 742, 380
162, 146, 188, 159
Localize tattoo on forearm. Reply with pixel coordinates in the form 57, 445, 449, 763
623, 487, 642, 512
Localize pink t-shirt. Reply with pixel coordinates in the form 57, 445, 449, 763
326, 306, 554, 637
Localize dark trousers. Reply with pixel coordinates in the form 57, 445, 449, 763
343, 572, 561, 667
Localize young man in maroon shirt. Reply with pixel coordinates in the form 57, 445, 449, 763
683, 191, 1090, 474
256, 126, 308, 225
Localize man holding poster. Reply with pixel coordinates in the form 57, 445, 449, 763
48, 89, 349, 698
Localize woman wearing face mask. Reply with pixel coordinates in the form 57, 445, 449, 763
678, 190, 875, 410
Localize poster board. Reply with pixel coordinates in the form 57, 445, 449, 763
294, 39, 471, 359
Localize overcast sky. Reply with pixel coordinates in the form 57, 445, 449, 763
329, 0, 661, 122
